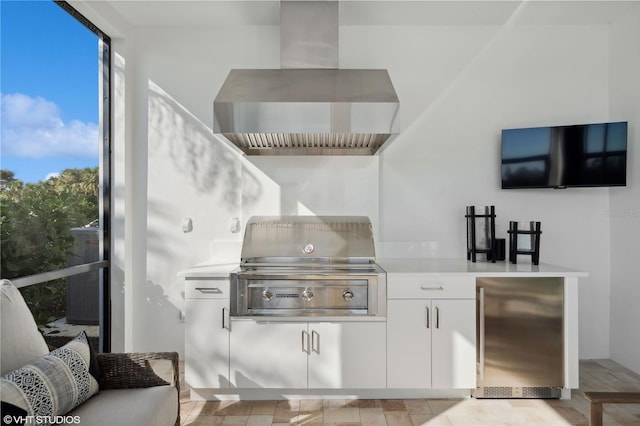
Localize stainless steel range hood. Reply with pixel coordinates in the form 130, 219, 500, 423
213, 1, 400, 156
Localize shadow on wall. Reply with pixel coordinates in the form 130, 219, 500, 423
138, 279, 182, 351
147, 80, 261, 210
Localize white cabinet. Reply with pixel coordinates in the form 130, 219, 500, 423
184, 278, 230, 388
430, 299, 476, 388
229, 320, 386, 389
229, 321, 307, 388
387, 275, 476, 389
309, 322, 386, 389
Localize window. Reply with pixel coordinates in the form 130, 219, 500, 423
0, 1, 111, 351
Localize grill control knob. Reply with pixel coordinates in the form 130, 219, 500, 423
262, 290, 273, 302
302, 289, 314, 302
343, 290, 354, 301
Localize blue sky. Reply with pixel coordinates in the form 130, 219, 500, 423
1, 0, 99, 183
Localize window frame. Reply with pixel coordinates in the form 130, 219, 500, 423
10, 0, 112, 352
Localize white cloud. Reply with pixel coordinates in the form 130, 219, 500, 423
1, 93, 98, 158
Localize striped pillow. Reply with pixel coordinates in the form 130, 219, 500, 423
1, 332, 99, 420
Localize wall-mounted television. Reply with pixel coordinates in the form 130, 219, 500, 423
501, 121, 628, 189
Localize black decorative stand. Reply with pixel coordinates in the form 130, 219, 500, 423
507, 221, 542, 265
465, 205, 497, 263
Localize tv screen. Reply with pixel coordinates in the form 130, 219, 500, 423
501, 121, 627, 189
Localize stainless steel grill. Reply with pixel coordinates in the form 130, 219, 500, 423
230, 216, 386, 318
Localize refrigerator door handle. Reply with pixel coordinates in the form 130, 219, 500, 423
479, 287, 485, 381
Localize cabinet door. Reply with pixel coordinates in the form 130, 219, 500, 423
387, 300, 431, 388
308, 322, 386, 389
229, 321, 307, 388
431, 299, 476, 389
185, 299, 230, 388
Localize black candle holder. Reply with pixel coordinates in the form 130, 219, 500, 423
507, 221, 542, 265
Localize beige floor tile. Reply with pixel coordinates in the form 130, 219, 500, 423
347, 399, 382, 408
358, 407, 387, 425
323, 407, 360, 423
403, 399, 432, 415
384, 411, 413, 426
183, 415, 225, 425
381, 399, 407, 411
427, 399, 464, 414
251, 400, 277, 415
551, 406, 589, 425
273, 408, 299, 424
180, 359, 640, 426
324, 398, 348, 408
276, 399, 300, 411
216, 401, 254, 416
300, 399, 324, 412
220, 415, 249, 425
247, 414, 275, 425
295, 410, 323, 424
410, 413, 453, 426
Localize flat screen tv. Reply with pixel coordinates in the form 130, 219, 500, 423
501, 121, 628, 189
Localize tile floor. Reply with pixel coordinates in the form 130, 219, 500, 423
179, 359, 640, 425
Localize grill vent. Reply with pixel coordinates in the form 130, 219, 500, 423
223, 133, 390, 155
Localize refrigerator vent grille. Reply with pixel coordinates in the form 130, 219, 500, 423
477, 387, 562, 399
523, 387, 562, 398
483, 387, 515, 398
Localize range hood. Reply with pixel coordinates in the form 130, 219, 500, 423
213, 1, 400, 156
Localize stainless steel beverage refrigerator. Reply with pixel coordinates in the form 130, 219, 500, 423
474, 277, 564, 398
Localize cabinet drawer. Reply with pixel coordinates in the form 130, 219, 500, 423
185, 278, 230, 299
387, 275, 475, 299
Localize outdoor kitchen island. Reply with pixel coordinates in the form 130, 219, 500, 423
182, 257, 586, 401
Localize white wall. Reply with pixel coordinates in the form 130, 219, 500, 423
77, 1, 640, 364
609, 7, 640, 374
138, 24, 381, 352
344, 23, 613, 358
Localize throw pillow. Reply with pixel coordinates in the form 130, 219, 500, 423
0, 279, 50, 375
0, 332, 99, 421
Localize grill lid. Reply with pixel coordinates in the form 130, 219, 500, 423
240, 216, 376, 262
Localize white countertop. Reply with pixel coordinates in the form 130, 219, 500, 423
178, 258, 587, 279
377, 258, 588, 277
178, 263, 238, 278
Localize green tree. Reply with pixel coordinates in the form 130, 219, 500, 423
0, 167, 99, 323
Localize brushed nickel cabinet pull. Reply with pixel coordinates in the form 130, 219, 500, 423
221, 307, 229, 330
311, 330, 320, 354
420, 285, 444, 291
425, 306, 430, 328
